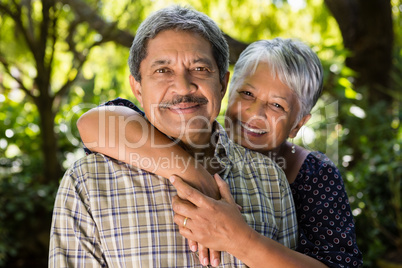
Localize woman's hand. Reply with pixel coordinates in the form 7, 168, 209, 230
169, 173, 252, 266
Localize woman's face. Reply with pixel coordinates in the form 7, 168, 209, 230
225, 63, 308, 153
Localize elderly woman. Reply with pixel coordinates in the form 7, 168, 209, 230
78, 38, 362, 267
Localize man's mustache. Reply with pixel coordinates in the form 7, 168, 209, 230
159, 95, 208, 108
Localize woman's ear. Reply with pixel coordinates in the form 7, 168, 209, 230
129, 75, 143, 107
289, 114, 311, 138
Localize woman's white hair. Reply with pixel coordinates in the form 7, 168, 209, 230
229, 38, 324, 124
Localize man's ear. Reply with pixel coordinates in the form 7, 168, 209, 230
289, 113, 311, 138
220, 71, 230, 98
129, 75, 143, 107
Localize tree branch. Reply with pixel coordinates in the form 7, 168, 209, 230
20, 0, 36, 36
60, 0, 249, 63
0, 2, 36, 52
0, 55, 35, 99
60, 0, 134, 47
54, 16, 104, 109
54, 51, 86, 102
47, 1, 59, 88
223, 33, 249, 64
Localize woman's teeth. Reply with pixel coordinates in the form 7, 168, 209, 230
240, 122, 267, 134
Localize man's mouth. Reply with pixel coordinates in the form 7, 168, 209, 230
165, 102, 202, 113
239, 122, 267, 135
159, 95, 208, 113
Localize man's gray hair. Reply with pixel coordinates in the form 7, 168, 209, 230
128, 5, 229, 82
229, 38, 324, 123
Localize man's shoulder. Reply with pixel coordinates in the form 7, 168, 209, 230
230, 142, 275, 165
71, 152, 114, 166
66, 153, 131, 176
229, 143, 287, 183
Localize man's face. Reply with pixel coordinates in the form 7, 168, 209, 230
130, 30, 228, 145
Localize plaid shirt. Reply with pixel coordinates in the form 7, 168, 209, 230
49, 123, 297, 267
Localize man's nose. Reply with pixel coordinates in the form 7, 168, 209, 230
171, 71, 197, 95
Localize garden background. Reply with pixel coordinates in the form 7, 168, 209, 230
0, 0, 401, 267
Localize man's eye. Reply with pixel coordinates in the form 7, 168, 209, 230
194, 67, 209, 71
155, 68, 169, 73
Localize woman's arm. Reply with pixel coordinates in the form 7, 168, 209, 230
170, 174, 328, 268
77, 105, 219, 199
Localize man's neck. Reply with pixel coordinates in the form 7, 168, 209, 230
178, 126, 222, 175
179, 133, 215, 159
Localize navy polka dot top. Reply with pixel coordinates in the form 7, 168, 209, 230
291, 151, 363, 267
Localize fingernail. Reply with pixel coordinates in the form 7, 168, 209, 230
203, 257, 209, 266
191, 245, 197, 252
169, 176, 175, 183
212, 258, 220, 267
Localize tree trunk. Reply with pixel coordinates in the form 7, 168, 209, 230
34, 95, 62, 183
324, 0, 395, 171
324, 0, 394, 103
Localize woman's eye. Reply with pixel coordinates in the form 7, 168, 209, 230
273, 103, 284, 110
240, 91, 253, 97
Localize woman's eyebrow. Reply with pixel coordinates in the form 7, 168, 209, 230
244, 83, 256, 90
271, 94, 291, 105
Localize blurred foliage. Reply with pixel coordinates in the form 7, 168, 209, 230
0, 0, 401, 267
339, 47, 402, 266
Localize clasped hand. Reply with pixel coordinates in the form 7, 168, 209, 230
169, 174, 251, 267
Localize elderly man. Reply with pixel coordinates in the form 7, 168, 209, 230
49, 5, 297, 267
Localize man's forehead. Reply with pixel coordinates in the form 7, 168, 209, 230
144, 31, 216, 66
147, 30, 212, 52
149, 56, 215, 67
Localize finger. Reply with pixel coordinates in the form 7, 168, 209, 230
188, 239, 198, 253
173, 214, 192, 230
209, 249, 221, 267
172, 195, 197, 218
174, 215, 197, 242
177, 224, 195, 242
198, 244, 210, 267
214, 173, 236, 205
169, 175, 209, 208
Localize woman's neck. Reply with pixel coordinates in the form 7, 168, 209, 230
262, 141, 310, 184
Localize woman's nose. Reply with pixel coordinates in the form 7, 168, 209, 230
246, 100, 266, 118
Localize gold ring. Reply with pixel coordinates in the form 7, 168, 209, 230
183, 217, 189, 227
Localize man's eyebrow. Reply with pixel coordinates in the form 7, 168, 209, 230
150, 58, 215, 68
150, 59, 171, 68
193, 58, 214, 67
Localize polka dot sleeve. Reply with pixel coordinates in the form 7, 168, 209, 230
290, 152, 363, 267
